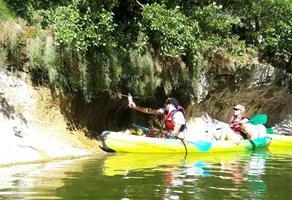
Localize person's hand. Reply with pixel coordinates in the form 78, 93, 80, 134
158, 108, 164, 114
128, 102, 136, 108
128, 93, 136, 108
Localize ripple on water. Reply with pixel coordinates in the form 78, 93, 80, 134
0, 152, 291, 200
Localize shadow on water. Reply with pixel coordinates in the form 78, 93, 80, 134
0, 149, 292, 200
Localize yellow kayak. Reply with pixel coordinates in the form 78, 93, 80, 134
268, 147, 292, 155
268, 134, 292, 150
100, 131, 271, 154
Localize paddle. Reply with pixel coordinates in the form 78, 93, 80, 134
248, 114, 277, 134
266, 127, 275, 134
132, 124, 150, 132
249, 114, 268, 125
190, 140, 212, 152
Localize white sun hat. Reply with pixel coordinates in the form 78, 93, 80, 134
233, 104, 245, 112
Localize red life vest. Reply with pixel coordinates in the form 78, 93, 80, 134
163, 106, 185, 133
230, 114, 246, 133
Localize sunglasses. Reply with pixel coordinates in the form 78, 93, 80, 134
233, 108, 240, 111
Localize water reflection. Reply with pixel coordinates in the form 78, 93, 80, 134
103, 153, 242, 176
0, 150, 292, 200
103, 152, 268, 200
0, 158, 89, 199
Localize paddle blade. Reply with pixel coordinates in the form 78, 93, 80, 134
191, 140, 212, 152
266, 127, 275, 134
249, 114, 268, 125
132, 124, 150, 132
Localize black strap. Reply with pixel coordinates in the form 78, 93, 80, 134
178, 138, 188, 158
248, 139, 256, 151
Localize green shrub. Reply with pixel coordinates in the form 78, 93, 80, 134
142, 3, 199, 57
0, 19, 26, 69
0, 46, 7, 67
122, 49, 155, 96
0, 0, 15, 19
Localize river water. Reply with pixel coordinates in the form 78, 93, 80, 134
0, 149, 291, 200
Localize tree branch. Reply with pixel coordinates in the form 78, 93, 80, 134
136, 0, 144, 8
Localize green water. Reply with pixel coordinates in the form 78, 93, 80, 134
0, 149, 292, 200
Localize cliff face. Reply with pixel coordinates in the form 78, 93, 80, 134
189, 63, 292, 126
0, 68, 102, 166
61, 61, 291, 134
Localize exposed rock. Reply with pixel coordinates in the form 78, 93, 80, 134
272, 118, 292, 135
0, 68, 103, 166
188, 62, 292, 126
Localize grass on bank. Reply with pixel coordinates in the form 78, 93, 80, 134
0, 0, 15, 19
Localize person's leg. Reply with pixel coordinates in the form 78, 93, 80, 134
241, 123, 252, 138
219, 124, 232, 141
227, 131, 243, 143
222, 125, 243, 143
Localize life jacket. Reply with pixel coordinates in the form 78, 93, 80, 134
230, 114, 246, 133
163, 105, 186, 133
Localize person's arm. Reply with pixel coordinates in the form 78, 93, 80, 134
240, 117, 249, 124
128, 94, 163, 115
169, 111, 185, 137
230, 115, 248, 127
129, 104, 162, 115
169, 124, 183, 137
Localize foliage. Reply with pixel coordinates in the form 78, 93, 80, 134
3, 0, 69, 19
0, 0, 15, 19
142, 3, 199, 57
218, 0, 292, 67
257, 0, 292, 65
0, 19, 26, 69
193, 2, 240, 37
25, 28, 71, 93
1, 0, 291, 102
0, 46, 7, 67
48, 0, 117, 52
122, 49, 155, 96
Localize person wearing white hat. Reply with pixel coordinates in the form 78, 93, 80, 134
218, 104, 250, 142
230, 104, 249, 136
233, 105, 245, 112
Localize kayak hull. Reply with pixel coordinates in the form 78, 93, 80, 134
100, 131, 271, 154
268, 134, 292, 149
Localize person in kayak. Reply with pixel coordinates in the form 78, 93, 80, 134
219, 104, 250, 141
128, 95, 186, 139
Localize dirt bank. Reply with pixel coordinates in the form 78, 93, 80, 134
0, 68, 104, 166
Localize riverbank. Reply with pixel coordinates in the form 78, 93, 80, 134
0, 68, 104, 167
